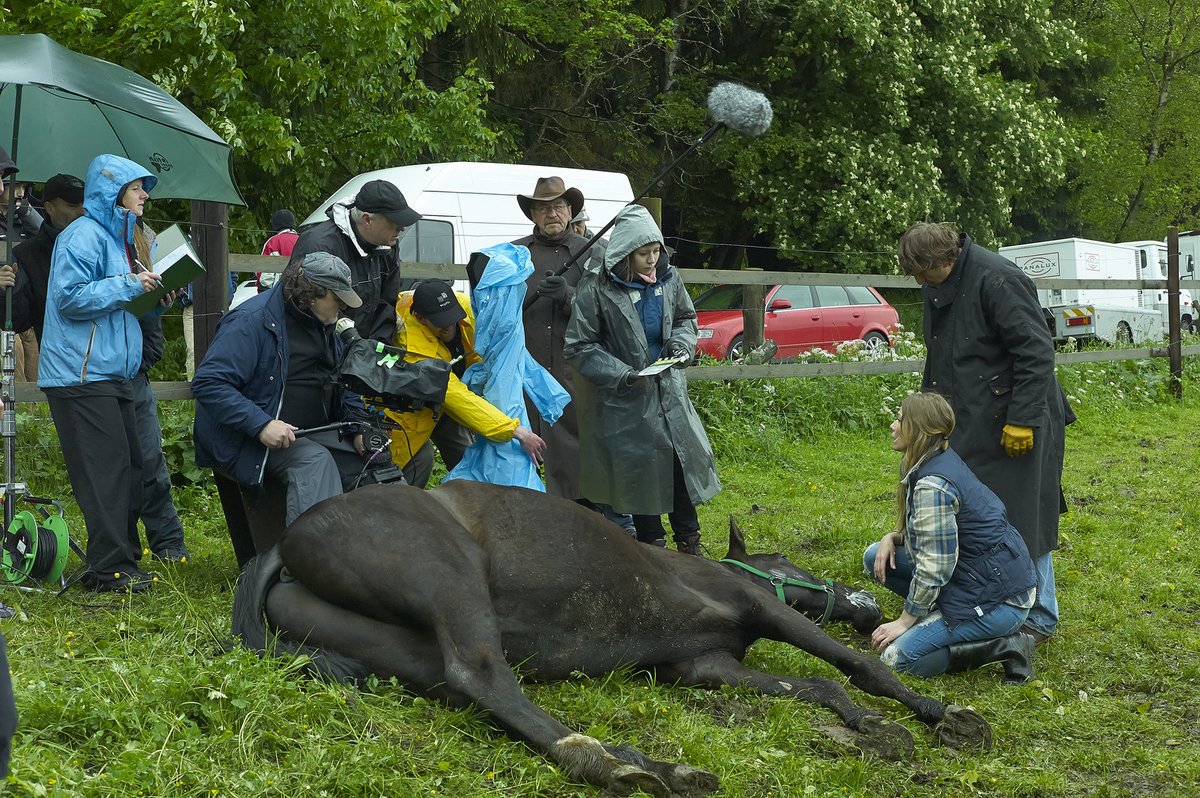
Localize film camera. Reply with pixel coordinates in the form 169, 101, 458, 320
298, 319, 453, 490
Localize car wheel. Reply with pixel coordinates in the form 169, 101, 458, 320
862, 331, 888, 351
726, 334, 744, 362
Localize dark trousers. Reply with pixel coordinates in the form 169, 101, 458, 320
263, 438, 346, 526
47, 387, 144, 576
631, 452, 700, 545
132, 372, 186, 555
402, 416, 473, 489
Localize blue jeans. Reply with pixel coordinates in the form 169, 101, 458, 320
863, 541, 1030, 677
599, 504, 636, 536
1023, 552, 1058, 637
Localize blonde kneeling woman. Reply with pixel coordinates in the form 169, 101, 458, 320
864, 392, 1038, 684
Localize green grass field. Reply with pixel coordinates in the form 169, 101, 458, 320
2, 354, 1198, 797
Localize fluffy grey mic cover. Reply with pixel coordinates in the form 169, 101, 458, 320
707, 82, 773, 137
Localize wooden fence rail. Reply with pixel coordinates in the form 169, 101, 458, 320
9, 247, 1199, 403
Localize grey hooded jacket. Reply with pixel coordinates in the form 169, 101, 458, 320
564, 205, 720, 514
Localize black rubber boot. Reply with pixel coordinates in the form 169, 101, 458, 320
946, 633, 1035, 685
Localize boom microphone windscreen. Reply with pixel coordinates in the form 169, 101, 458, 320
707, 82, 773, 137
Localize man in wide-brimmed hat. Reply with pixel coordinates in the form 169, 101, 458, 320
511, 176, 605, 500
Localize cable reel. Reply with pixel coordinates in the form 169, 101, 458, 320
2, 508, 71, 586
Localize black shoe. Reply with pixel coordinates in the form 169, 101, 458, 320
0, 603, 14, 619
946, 633, 1035, 685
676, 534, 702, 556
81, 568, 158, 593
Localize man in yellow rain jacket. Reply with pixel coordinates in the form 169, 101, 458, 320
387, 279, 546, 488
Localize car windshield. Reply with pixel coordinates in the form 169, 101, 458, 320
693, 284, 745, 310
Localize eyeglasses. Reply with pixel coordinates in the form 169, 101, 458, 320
531, 201, 570, 216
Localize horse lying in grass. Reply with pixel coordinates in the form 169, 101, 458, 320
232, 481, 992, 796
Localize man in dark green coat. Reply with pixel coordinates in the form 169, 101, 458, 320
898, 222, 1068, 644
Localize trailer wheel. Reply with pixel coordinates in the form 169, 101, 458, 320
1116, 321, 1133, 344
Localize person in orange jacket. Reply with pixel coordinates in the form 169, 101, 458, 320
386, 279, 545, 488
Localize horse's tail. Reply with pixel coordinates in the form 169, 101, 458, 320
231, 547, 369, 684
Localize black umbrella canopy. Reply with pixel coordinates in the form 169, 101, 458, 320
0, 33, 245, 205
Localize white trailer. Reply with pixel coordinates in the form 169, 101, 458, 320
999, 238, 1162, 344
1177, 231, 1200, 277
1119, 239, 1195, 333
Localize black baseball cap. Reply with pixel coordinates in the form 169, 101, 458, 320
355, 180, 421, 227
412, 279, 465, 328
43, 173, 85, 204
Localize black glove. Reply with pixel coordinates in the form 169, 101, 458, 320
536, 274, 570, 304
618, 370, 642, 391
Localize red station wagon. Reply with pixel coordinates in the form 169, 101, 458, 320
693, 283, 900, 361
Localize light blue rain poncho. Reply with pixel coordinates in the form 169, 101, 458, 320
445, 243, 571, 490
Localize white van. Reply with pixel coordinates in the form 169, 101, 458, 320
301, 162, 635, 273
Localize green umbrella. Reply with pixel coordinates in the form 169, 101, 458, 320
0, 33, 245, 205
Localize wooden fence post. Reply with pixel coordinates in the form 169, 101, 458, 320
638, 197, 662, 229
741, 267, 765, 357
1168, 226, 1182, 400
189, 201, 230, 369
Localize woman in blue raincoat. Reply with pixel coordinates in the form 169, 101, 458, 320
564, 205, 720, 555
39, 154, 175, 593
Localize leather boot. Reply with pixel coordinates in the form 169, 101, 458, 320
946, 633, 1035, 685
676, 534, 702, 556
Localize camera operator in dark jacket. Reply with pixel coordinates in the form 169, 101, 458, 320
193, 253, 368, 525
8, 174, 86, 340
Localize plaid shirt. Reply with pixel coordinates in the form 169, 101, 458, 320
901, 475, 960, 618
901, 474, 1037, 618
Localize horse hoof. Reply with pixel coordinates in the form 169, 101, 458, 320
609, 764, 671, 797
937, 704, 993, 752
664, 763, 720, 796
854, 715, 915, 760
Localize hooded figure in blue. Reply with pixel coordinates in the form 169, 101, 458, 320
38, 154, 169, 593
446, 243, 570, 490
564, 205, 720, 555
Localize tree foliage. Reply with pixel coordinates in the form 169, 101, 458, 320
662, 0, 1079, 270
0, 0, 1119, 264
1062, 0, 1200, 242
1, 0, 499, 247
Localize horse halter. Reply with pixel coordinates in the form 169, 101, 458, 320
719, 559, 837, 627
